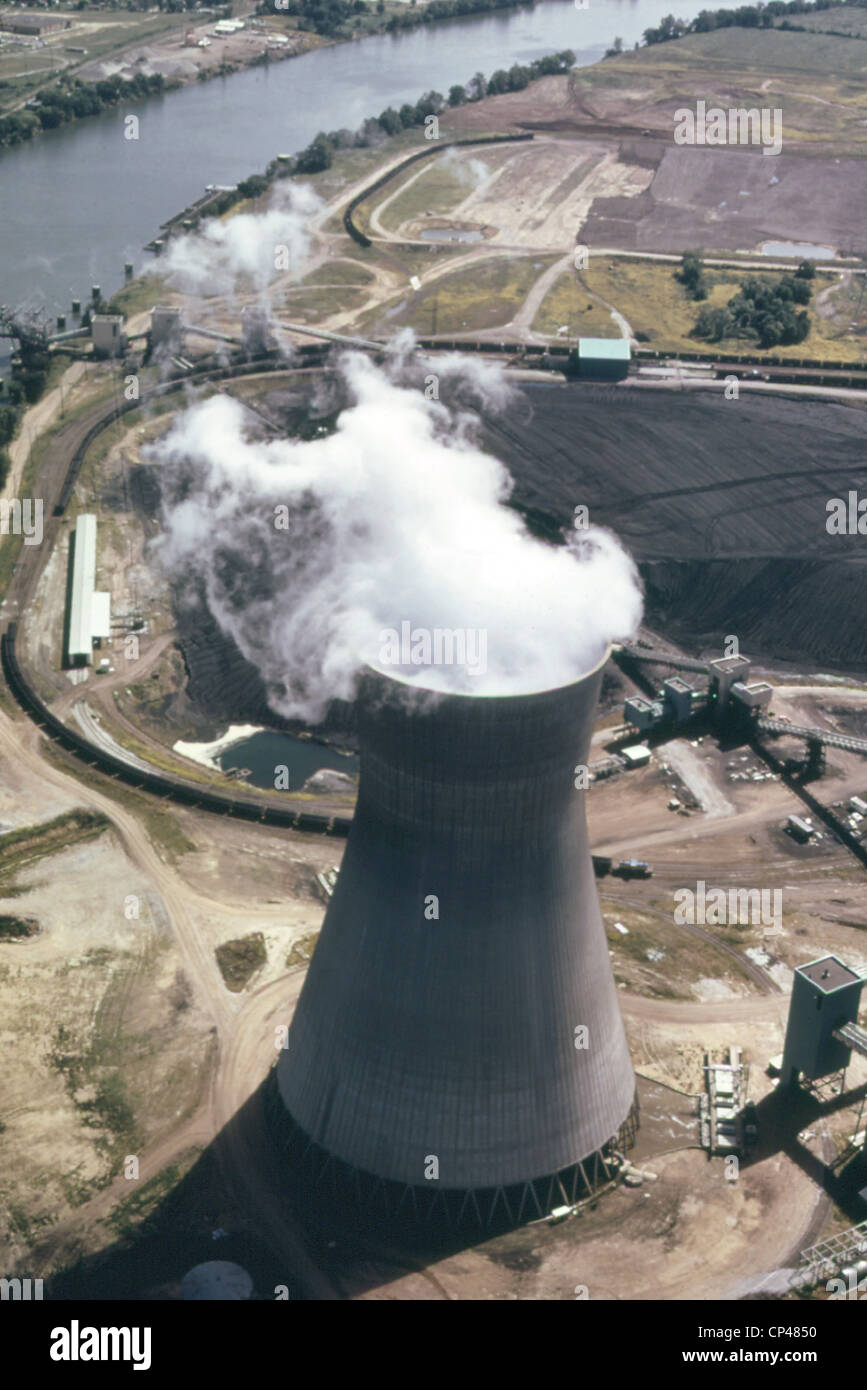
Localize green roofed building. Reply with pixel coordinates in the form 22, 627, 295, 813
572, 338, 631, 381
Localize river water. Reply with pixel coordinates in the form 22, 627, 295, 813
1, 0, 716, 318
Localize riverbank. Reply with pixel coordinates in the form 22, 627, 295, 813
0, 0, 800, 319
0, 0, 533, 138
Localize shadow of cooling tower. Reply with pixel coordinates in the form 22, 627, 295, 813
269, 657, 640, 1235
41, 658, 642, 1300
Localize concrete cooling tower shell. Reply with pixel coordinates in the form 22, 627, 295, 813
274, 656, 637, 1220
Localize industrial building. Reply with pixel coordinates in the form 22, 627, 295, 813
150, 306, 183, 350
272, 661, 638, 1228
730, 679, 773, 712
572, 338, 631, 381
708, 654, 752, 724
91, 314, 126, 360
623, 650, 773, 737
65, 514, 111, 668
624, 678, 696, 734
624, 694, 661, 731
663, 676, 694, 723
0, 13, 71, 35
240, 307, 275, 355
781, 956, 866, 1086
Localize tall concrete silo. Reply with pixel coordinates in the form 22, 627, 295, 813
271, 653, 637, 1228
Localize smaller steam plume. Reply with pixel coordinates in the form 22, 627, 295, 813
162, 183, 321, 297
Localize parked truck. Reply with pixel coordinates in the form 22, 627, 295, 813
613, 859, 653, 880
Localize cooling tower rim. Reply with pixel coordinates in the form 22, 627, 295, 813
362, 643, 613, 703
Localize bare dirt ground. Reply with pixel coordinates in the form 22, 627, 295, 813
377, 138, 654, 253
75, 13, 319, 89
0, 698, 337, 1294
440, 69, 867, 257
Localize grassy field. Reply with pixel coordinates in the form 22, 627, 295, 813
300, 260, 375, 288
106, 273, 168, 320
377, 162, 474, 233
532, 272, 622, 339
285, 268, 374, 321
601, 898, 760, 1001
554, 257, 867, 361
775, 6, 867, 37
579, 28, 867, 153
0, 809, 110, 897
362, 254, 559, 336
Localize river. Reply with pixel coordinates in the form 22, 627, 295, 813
1, 0, 718, 321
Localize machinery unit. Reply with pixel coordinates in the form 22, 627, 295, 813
787, 814, 815, 844
624, 695, 662, 731
731, 680, 772, 708
621, 744, 651, 768
273, 659, 638, 1227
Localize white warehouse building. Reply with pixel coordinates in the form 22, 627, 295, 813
66, 514, 112, 667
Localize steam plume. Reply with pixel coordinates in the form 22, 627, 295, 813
150, 353, 642, 722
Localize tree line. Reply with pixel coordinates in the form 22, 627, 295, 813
214, 50, 575, 210
642, 0, 867, 46
0, 72, 168, 149
259, 0, 535, 40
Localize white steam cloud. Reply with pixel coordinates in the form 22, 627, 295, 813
149, 354, 642, 723
163, 183, 320, 296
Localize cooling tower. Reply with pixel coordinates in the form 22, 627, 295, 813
272, 653, 637, 1226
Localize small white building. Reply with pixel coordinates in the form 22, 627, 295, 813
621, 744, 652, 769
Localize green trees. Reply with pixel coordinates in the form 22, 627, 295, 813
377, 107, 402, 135
0, 73, 166, 148
0, 406, 18, 449
693, 274, 813, 348
643, 13, 688, 44
294, 132, 334, 174
676, 250, 707, 301
237, 174, 271, 199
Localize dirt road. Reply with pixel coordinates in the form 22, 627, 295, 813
0, 701, 338, 1297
